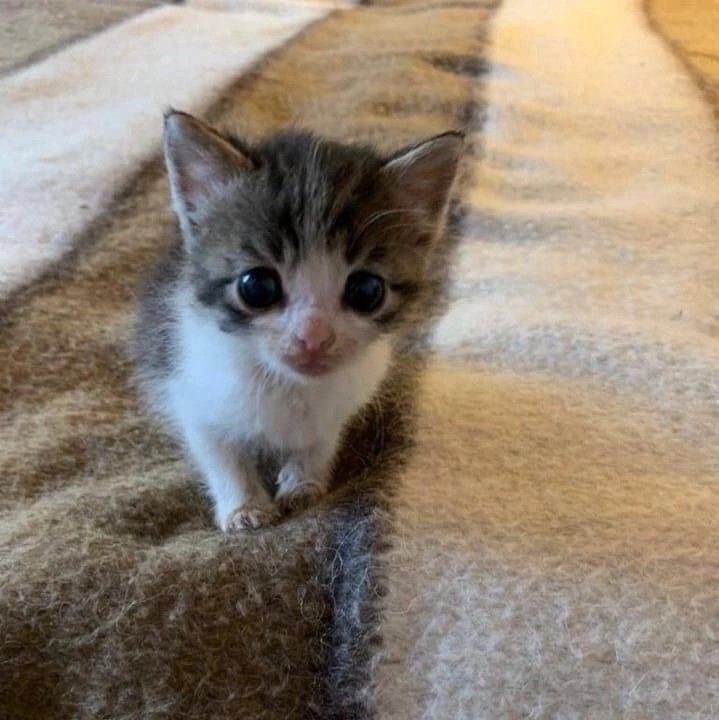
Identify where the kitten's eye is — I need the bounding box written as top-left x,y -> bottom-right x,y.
237,267 -> 282,309
344,271 -> 385,314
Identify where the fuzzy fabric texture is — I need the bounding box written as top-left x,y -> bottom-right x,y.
0,2 -> 327,298
0,0 -> 160,75
0,1 -> 493,717
375,0 -> 719,717
1,0 -> 717,718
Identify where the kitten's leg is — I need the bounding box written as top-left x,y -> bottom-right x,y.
275,436 -> 338,514
183,424 -> 278,531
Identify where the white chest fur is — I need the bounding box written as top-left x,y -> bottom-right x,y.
164,304 -> 392,452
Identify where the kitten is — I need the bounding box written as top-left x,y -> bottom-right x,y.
134,110 -> 462,532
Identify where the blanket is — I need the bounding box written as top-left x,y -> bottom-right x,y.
1,1 -> 717,718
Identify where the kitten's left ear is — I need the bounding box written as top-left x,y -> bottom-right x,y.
380,131 -> 464,227
163,109 -> 255,249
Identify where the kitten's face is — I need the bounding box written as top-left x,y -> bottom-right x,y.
225,251 -> 393,379
164,111 -> 462,381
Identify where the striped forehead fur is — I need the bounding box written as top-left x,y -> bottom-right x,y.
203,129 -> 422,268
176,125 -> 459,333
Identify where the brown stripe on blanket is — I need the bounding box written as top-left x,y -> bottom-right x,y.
0,1 -> 162,77
0,2 -> 494,719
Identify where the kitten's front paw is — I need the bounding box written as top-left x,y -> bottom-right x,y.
224,502 -> 280,532
275,468 -> 326,514
276,481 -> 326,514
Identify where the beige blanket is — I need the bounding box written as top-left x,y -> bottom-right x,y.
1,1 -> 716,718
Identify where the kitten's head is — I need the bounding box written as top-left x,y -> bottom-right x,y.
164,110 -> 462,382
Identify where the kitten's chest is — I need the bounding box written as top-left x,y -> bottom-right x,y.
171,322 -> 390,450
179,363 -> 365,449
249,379 -> 342,448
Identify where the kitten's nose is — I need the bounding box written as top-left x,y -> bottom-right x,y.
294,316 -> 336,356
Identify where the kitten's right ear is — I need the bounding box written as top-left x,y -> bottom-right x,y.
163,110 -> 254,248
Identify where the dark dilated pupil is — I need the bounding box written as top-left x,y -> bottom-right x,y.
344,271 -> 385,313
238,268 -> 282,309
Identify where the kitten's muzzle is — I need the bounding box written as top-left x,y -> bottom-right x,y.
282,348 -> 336,376
283,317 -> 337,376
283,356 -> 335,377
293,316 -> 336,356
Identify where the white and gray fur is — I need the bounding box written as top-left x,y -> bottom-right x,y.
134,110 -> 462,531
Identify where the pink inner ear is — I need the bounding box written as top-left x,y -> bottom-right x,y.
164,112 -> 253,210
382,133 -> 463,219
176,145 -> 232,202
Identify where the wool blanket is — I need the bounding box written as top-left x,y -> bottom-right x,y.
1,1 -> 717,718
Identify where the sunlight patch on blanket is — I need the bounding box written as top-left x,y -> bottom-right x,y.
374,0 -> 719,717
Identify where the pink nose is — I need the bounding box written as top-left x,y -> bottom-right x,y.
294,316 -> 336,356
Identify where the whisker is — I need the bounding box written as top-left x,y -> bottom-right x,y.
354,207 -> 417,240
374,221 -> 435,238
